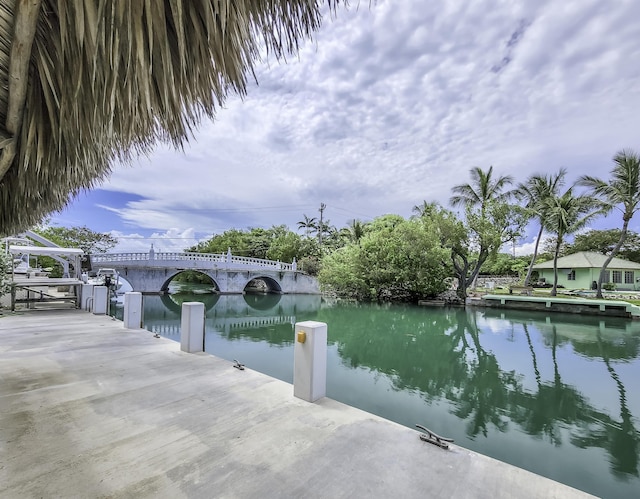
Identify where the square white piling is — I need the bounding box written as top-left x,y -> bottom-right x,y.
181,302 -> 205,353
293,321 -> 327,402
92,286 -> 108,315
123,292 -> 143,329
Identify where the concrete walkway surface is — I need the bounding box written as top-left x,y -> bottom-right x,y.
0,309 -> 594,498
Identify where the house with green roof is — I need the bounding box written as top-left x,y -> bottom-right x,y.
532,251 -> 640,291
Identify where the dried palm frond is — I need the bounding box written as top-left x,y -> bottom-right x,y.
0,0 -> 338,235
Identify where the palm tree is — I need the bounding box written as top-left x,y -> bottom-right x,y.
542,188 -> 599,296
411,200 -> 436,219
449,166 -> 515,293
514,169 -> 567,286
579,149 -> 640,298
316,220 -> 335,245
346,219 -> 366,244
450,166 -> 514,216
297,215 -> 317,238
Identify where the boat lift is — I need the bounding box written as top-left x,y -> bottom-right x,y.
7,245 -> 84,310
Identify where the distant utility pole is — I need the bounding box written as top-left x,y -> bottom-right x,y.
318,203 -> 326,247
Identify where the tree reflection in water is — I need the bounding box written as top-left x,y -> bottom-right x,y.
570,331 -> 639,478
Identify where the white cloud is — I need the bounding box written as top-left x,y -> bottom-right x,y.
110,228 -> 204,254
57,0 -> 640,235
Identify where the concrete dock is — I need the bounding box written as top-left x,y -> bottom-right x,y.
1,309 -> 593,498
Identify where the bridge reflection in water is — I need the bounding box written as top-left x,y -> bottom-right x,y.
140,293 -> 321,340
114,296 -> 640,499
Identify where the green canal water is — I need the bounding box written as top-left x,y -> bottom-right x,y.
114,290 -> 640,498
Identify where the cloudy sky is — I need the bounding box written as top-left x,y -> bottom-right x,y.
51,0 -> 640,254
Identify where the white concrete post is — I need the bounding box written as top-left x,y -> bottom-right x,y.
92,286 -> 108,315
293,321 -> 327,402
80,284 -> 94,311
123,292 -> 143,329
181,302 -> 205,353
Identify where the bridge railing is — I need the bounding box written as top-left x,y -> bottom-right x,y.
92,252 -> 294,271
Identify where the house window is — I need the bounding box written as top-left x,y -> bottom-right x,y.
613,270 -> 622,284
567,270 -> 576,281
625,271 -> 634,284
603,271 -> 610,283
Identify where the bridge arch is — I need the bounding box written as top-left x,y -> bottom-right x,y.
244,275 -> 283,294
160,270 -> 220,294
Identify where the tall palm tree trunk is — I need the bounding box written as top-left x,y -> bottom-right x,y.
524,225 -> 544,286
551,237 -> 562,296
596,218 -> 630,298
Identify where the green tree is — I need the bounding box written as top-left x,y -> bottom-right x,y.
297,238 -> 322,275
315,219 -> 337,249
411,200 -> 434,218
480,253 -> 531,277
0,249 -> 12,308
266,231 -> 302,263
541,237 -> 571,259
579,149 -> 640,298
319,244 -> 368,299
247,227 -> 276,259
515,169 -> 567,286
34,225 -> 117,254
297,215 -> 317,238
450,165 -> 514,217
448,167 -> 522,298
345,219 -> 367,245
319,215 -> 450,301
189,229 -> 249,255
32,225 -> 118,275
542,188 -> 599,296
569,229 -> 640,261
441,202 -> 525,300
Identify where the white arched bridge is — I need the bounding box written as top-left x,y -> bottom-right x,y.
90,249 -> 319,294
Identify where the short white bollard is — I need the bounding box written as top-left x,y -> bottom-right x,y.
80,284 -> 94,311
92,286 -> 108,315
293,321 -> 327,402
181,302 -> 205,353
123,292 -> 143,329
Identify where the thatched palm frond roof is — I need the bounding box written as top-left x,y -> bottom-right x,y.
0,0 -> 337,235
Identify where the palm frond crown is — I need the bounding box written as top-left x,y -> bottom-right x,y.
450,166 -> 514,212
578,149 -> 640,222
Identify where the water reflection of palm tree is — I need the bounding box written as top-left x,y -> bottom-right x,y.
515,324 -> 588,446
521,323 -> 560,444
450,311 -> 515,438
571,332 -> 639,477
